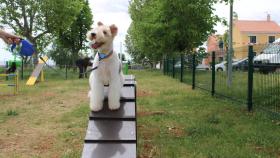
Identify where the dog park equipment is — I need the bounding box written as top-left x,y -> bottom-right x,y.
123,61 -> 129,75
7,60 -> 22,67
82,75 -> 137,158
9,38 -> 35,80
11,39 -> 35,57
0,72 -> 19,95
26,56 -> 48,86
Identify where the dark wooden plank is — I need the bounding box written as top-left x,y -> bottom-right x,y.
84,120 -> 136,143
90,102 -> 135,120
104,86 -> 135,102
123,80 -> 136,87
104,80 -> 136,87
82,143 -> 136,158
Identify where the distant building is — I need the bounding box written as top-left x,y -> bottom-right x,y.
233,14 -> 280,59
206,34 -> 225,64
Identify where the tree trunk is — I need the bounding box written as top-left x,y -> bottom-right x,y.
149,62 -> 153,69
28,38 -> 38,65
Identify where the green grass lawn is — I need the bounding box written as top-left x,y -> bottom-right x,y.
0,70 -> 280,158
136,70 -> 280,158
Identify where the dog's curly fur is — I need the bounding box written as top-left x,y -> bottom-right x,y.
87,22 -> 124,112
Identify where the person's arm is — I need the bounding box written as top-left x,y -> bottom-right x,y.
0,29 -> 20,44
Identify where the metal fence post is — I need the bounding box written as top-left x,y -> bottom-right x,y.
164,58 -> 166,75
172,57 -> 175,78
163,59 -> 165,75
166,58 -> 169,76
65,65 -> 68,80
248,45 -> 254,112
192,54 -> 196,89
211,51 -> 216,96
180,54 -> 184,82
21,59 -> 24,80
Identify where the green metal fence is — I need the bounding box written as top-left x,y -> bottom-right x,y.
252,43 -> 280,117
0,64 -> 87,81
163,45 -> 280,119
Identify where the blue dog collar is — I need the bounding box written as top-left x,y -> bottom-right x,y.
98,50 -> 113,61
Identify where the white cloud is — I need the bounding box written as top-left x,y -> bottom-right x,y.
0,40 -> 20,66
214,0 -> 280,34
89,0 -> 132,59
1,0 -> 279,62
92,0 -> 129,14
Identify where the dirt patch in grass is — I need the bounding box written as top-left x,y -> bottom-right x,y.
138,143 -> 159,158
32,135 -> 55,153
137,89 -> 155,97
1,130 -> 40,155
0,138 -> 8,150
253,145 -> 280,157
137,126 -> 161,158
138,111 -> 166,117
167,126 -> 185,138
138,126 -> 160,140
0,80 -> 89,157
0,117 -> 58,156
0,94 -> 15,99
44,92 -> 57,97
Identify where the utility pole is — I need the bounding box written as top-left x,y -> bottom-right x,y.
120,42 -> 122,61
227,0 -> 233,86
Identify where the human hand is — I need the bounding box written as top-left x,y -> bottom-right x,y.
0,29 -> 21,44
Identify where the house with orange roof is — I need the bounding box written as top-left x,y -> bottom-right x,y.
233,14 -> 280,59
206,34 -> 225,64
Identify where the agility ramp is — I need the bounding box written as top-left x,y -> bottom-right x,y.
82,75 -> 137,158
26,56 -> 48,86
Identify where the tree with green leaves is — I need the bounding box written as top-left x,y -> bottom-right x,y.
127,0 -> 230,64
125,29 -> 144,63
50,0 -> 93,66
0,0 -> 83,56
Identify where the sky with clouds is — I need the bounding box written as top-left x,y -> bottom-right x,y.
215,0 -> 280,34
88,0 -> 131,58
1,0 -> 280,63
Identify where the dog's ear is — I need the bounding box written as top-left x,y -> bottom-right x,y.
97,21 -> 104,26
110,24 -> 118,36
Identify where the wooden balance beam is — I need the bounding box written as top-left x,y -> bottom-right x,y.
82,75 -> 137,158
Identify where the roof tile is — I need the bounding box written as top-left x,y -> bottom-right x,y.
234,20 -> 280,33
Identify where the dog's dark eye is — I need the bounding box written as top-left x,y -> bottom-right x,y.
103,31 -> 107,35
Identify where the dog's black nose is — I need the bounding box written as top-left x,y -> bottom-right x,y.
91,32 -> 96,37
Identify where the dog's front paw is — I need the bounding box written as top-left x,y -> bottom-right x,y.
108,102 -> 120,111
90,104 -> 103,112
88,90 -> 91,98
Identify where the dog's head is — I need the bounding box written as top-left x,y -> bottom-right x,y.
87,21 -> 118,51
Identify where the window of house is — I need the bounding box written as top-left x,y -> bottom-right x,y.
268,36 -> 275,43
249,36 -> 256,43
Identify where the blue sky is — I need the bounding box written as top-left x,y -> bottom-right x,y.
1,0 -> 280,63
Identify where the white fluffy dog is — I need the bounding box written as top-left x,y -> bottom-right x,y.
87,22 -> 124,112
